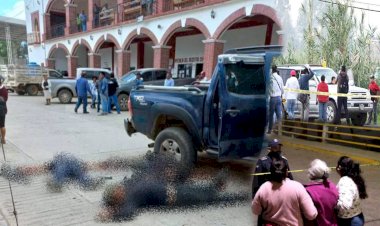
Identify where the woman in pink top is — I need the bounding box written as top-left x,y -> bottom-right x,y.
252,158 -> 317,226
304,159 -> 339,226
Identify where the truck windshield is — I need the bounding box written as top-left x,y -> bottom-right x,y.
225,63 -> 265,95
313,68 -> 337,84
121,72 -> 137,83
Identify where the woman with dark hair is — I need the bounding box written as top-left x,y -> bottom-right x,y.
336,156 -> 367,226
304,159 -> 339,226
252,158 -> 317,226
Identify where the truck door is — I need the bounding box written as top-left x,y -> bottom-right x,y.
217,59 -> 267,159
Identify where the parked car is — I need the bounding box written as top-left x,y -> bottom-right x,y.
125,46 -> 282,167
116,68 -> 195,111
2,64 -> 61,96
50,68 -> 112,104
277,65 -> 372,126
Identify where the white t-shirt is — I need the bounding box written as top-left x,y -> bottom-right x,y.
270,73 -> 284,97
285,76 -> 300,100
337,176 -> 362,218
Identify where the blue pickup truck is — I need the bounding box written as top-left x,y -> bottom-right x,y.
125,46 -> 282,166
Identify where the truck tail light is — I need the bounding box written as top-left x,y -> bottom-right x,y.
128,96 -> 133,116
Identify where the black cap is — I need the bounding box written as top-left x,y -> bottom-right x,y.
370,75 -> 375,79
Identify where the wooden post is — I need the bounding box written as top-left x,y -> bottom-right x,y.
322,124 -> 327,143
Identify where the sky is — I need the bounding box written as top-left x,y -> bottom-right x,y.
0,0 -> 25,20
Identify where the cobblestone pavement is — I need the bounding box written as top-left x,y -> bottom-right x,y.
0,94 -> 379,226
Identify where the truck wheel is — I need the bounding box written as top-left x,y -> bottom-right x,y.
26,85 -> 39,96
154,127 -> 196,167
118,94 -> 129,111
326,101 -> 337,123
351,113 -> 367,126
16,90 -> 25,95
58,89 -> 73,104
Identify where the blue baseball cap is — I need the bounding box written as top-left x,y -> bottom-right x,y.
268,139 -> 282,148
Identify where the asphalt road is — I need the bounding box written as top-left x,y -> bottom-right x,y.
0,94 -> 379,226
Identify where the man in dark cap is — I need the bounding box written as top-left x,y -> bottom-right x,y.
336,65 -> 350,124
252,138 -> 293,198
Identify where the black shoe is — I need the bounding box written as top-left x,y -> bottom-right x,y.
83,111 -> 89,114
74,108 -> 77,113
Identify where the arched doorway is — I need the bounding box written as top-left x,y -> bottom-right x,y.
94,35 -> 121,74
121,28 -> 158,76
72,39 -> 92,68
47,45 -> 70,76
160,19 -> 211,78
46,0 -> 67,39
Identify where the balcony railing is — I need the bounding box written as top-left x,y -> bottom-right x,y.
27,32 -> 40,44
163,0 -> 205,12
48,23 -> 65,39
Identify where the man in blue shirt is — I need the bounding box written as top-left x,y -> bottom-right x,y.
75,72 -> 91,114
164,73 -> 174,87
298,65 -> 314,121
99,72 -> 109,116
79,10 -> 87,32
134,72 -> 143,88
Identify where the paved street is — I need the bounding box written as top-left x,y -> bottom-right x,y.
0,94 -> 379,226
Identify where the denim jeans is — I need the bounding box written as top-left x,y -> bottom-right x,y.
368,101 -> 378,124
319,102 -> 328,122
337,96 -> 350,124
338,213 -> 364,226
100,94 -> 109,114
82,23 -> 87,32
97,92 -> 101,112
268,96 -> 282,132
286,99 -> 296,119
108,94 -> 121,113
75,96 -> 87,112
301,95 -> 310,121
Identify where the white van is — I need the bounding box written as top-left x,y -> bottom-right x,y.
76,68 -> 112,79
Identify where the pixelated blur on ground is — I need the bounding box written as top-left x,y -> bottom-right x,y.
0,94 -> 379,226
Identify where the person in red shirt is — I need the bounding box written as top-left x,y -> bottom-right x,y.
367,75 -> 380,125
317,75 -> 329,122
0,77 -> 8,144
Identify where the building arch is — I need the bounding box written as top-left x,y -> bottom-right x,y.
122,28 -> 158,50
71,39 -> 93,55
48,43 -> 70,58
213,5 -> 282,39
93,34 -> 121,53
160,19 -> 211,45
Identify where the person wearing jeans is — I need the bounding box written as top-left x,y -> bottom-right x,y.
267,65 -> 284,134
367,75 -> 379,125
317,75 -> 329,122
99,72 -> 109,116
298,65 -> 314,121
108,73 -> 121,114
284,70 -> 299,119
75,72 -> 91,114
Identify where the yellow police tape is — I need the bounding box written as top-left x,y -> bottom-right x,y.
251,163 -> 380,176
284,88 -> 379,98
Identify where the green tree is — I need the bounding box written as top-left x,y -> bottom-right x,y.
301,0 -> 319,64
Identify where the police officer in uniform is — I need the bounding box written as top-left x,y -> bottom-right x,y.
252,138 -> 293,198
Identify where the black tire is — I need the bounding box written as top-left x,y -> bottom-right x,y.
118,93 -> 129,111
58,89 -> 73,104
351,113 -> 367,126
16,90 -> 25,95
153,127 -> 196,167
26,85 -> 39,96
326,101 -> 337,123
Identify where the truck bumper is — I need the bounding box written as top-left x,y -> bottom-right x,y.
124,118 -> 137,137
347,102 -> 373,113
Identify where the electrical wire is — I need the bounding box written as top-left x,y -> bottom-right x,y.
318,0 -> 380,13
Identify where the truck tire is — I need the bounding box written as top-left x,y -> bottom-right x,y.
326,101 -> 337,123
351,113 -> 367,126
58,89 -> 73,104
154,127 -> 196,167
118,93 -> 129,111
26,85 -> 39,96
16,90 -> 25,95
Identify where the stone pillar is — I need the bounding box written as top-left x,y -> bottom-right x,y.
67,56 -> 78,78
156,0 -> 165,14
88,53 -> 101,68
42,13 -> 50,41
202,39 -> 225,79
45,58 -> 55,69
153,45 -> 171,69
88,0 -> 101,30
117,0 -> 124,23
116,50 -> 131,78
65,3 -> 77,35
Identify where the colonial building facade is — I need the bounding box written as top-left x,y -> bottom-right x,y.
25,0 -> 287,78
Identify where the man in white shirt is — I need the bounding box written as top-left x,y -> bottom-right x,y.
268,65 -> 284,134
284,70 -> 299,119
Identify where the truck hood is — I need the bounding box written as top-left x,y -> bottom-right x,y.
327,85 -> 369,93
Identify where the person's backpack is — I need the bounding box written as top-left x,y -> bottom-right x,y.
338,73 -> 349,94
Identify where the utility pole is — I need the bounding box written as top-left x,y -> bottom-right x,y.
5,25 -> 14,65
